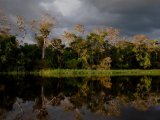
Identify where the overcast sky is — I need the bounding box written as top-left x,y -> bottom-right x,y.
0,0 -> 160,41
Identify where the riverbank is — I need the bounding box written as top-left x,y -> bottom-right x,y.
3,69 -> 160,77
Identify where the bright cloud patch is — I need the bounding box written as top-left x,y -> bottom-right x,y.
39,2 -> 51,11
54,0 -> 82,17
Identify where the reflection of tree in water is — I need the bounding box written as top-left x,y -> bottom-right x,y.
33,78 -> 50,120
135,76 -> 152,96
69,77 -> 114,115
0,75 -> 47,120
130,76 -> 160,111
1,75 -> 160,119
107,76 -> 160,113
69,76 -> 160,116
32,77 -> 113,118
0,75 -> 18,119
98,77 -> 112,89
130,93 -> 160,111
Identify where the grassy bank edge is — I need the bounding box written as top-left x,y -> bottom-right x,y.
1,69 -> 160,77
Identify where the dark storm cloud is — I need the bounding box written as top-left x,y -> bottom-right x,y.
0,0 -> 160,39
0,0 -> 42,19
84,0 -> 160,36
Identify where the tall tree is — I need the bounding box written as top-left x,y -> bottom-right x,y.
31,14 -> 55,60
16,16 -> 27,41
132,34 -> 152,69
0,10 -> 10,35
74,24 -> 85,35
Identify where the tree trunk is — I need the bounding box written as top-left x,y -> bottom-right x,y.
42,38 -> 46,60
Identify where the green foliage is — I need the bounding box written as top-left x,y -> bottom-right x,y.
0,34 -> 18,71
98,57 -> 112,70
0,26 -> 160,71
65,59 -> 79,69
133,45 -> 151,69
0,12 -> 160,71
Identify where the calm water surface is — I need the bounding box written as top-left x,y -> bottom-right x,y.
0,75 -> 160,120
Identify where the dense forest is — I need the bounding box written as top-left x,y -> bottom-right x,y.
0,13 -> 160,71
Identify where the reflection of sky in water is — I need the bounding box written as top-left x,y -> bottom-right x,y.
112,106 -> 160,120
4,98 -> 108,120
4,100 -> 160,120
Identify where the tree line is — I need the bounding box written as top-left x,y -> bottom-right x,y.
0,12 -> 160,71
